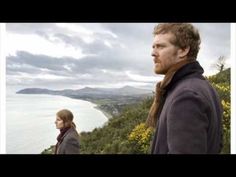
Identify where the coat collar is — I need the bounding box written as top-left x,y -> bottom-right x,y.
165,61 -> 204,91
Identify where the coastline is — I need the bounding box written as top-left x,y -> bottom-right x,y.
52,94 -> 114,120
93,105 -> 112,119
58,95 -> 113,120
15,91 -> 112,121
8,92 -> 109,154
40,95 -> 112,154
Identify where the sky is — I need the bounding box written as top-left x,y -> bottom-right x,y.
5,23 -> 230,91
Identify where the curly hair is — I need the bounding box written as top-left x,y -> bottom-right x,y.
153,23 -> 201,61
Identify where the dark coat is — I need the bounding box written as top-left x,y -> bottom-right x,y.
151,62 -> 223,154
56,127 -> 80,154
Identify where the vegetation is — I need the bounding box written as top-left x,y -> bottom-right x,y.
42,145 -> 55,154
212,56 -> 227,73
79,97 -> 154,154
42,68 -> 230,154
207,68 -> 230,153
79,68 -> 230,154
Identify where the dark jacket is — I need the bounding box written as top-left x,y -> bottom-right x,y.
151,61 -> 223,154
56,127 -> 80,154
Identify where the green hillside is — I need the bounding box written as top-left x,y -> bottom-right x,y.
79,97 -> 154,154
79,68 -> 230,154
207,68 -> 230,153
42,68 -> 230,154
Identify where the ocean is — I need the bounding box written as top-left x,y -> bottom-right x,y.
6,92 -> 108,154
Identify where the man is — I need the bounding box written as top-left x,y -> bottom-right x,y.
146,23 -> 223,154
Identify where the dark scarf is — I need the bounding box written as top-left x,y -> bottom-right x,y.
54,127 -> 71,154
57,127 -> 71,142
146,60 -> 204,128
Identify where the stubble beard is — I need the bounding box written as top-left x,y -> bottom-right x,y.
154,63 -> 166,75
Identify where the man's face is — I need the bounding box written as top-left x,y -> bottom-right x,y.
152,33 -> 182,75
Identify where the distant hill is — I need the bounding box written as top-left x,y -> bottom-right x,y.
42,68 -> 230,154
17,86 -> 152,96
77,68 -> 231,154
17,86 -> 153,119
42,96 -> 154,154
116,86 -> 152,95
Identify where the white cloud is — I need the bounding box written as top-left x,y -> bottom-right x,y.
6,23 -> 230,90
104,40 -> 112,48
6,32 -> 85,59
126,71 -> 162,82
10,72 -> 71,80
55,23 -> 95,43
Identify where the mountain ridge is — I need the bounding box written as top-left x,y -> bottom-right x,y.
17,85 -> 153,96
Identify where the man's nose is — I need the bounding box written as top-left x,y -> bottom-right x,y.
151,52 -> 155,57
151,49 -> 157,57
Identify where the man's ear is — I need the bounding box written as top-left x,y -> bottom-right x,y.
178,46 -> 190,59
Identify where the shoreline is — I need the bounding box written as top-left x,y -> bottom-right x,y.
62,95 -> 113,120
9,92 -> 110,154
56,95 -> 114,120
15,92 -> 113,121
93,106 -> 112,120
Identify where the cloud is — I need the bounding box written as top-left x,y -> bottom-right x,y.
6,51 -> 155,89
6,23 -> 230,89
194,23 -> 230,75
6,23 -> 56,34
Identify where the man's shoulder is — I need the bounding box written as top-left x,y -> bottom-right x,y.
173,77 -> 209,92
167,77 -> 219,104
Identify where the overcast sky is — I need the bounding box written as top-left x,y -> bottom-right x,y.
6,23 -> 230,91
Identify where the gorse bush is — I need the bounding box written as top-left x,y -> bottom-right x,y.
43,69 -> 230,154
79,68 -> 230,154
123,69 -> 230,154
79,97 -> 153,154
128,123 -> 154,153
207,68 -> 230,153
